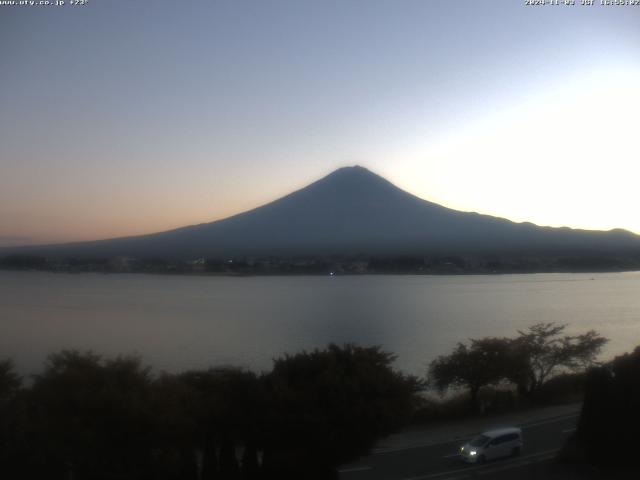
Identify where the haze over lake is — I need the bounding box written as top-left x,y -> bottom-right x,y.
2,271 -> 639,376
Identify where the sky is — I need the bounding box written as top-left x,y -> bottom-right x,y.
1,0 -> 639,246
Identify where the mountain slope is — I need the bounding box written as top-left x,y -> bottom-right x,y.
3,166 -> 640,259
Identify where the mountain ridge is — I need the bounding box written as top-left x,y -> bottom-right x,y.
2,166 -> 639,259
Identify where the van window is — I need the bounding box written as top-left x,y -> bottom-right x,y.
470,435 -> 490,447
491,434 -> 516,445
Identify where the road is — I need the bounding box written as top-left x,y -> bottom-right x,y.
339,411 -> 578,480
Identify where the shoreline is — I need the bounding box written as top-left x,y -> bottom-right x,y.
1,267 -> 639,277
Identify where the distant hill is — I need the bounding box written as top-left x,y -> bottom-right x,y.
3,166 -> 640,259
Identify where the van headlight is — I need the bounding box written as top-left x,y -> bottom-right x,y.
469,450 -> 477,456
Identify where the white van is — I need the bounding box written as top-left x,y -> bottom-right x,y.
459,427 -> 523,464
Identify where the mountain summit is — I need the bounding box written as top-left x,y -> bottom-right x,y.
4,166 -> 639,259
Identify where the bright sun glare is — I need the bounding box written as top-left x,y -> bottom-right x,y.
412,66 -> 640,234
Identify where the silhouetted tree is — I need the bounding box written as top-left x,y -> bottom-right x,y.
575,346 -> 640,467
508,323 -> 607,398
0,360 -> 20,400
27,350 -> 154,480
0,345 -> 427,479
146,373 -> 201,480
429,325 -> 608,409
0,360 -> 22,477
262,344 -> 422,479
179,367 -> 265,479
428,337 -> 512,412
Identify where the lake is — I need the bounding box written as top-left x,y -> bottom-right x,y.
1,271 -> 639,376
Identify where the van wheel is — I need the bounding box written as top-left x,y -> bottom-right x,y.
512,447 -> 521,457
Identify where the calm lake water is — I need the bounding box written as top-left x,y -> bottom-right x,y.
1,271 -> 639,376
